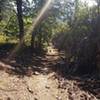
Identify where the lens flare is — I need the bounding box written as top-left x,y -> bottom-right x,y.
29,0 -> 52,33
7,0 -> 52,61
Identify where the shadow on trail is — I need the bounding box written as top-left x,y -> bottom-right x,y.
0,43 -> 48,76
0,43 -> 65,76
0,43 -> 66,76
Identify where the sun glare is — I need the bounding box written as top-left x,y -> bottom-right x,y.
7,0 -> 96,60
7,0 -> 52,60
81,0 -> 97,7
28,0 -> 52,33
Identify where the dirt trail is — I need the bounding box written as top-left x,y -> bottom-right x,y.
0,46 -> 99,100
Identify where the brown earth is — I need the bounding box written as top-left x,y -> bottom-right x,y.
0,46 -> 100,100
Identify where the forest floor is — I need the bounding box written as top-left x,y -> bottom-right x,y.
0,44 -> 100,100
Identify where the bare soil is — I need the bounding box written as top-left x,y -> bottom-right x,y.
0,45 -> 100,100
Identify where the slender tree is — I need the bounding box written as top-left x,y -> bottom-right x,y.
96,0 -> 100,15
16,0 -> 24,42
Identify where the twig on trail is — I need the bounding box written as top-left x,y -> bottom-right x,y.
27,87 -> 34,94
0,61 -> 15,70
22,80 -> 34,94
0,87 -> 17,92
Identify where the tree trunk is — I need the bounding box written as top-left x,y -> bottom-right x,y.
16,0 -> 24,42
97,0 -> 100,15
0,8 -> 2,21
31,31 -> 36,51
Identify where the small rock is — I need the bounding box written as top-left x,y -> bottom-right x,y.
56,96 -> 62,100
34,71 -> 39,75
27,67 -> 33,76
45,85 -> 50,89
7,97 -> 11,100
34,97 -> 38,100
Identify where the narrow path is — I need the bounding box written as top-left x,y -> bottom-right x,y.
0,46 -> 99,100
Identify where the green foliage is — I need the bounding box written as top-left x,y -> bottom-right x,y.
0,0 -> 99,65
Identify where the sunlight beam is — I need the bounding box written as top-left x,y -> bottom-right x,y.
7,0 -> 53,61
29,0 -> 52,33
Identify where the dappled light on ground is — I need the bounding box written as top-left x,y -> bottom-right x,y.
0,70 -> 98,100
0,45 -> 99,100
1,0 -> 100,99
